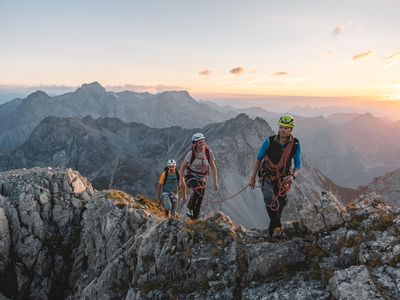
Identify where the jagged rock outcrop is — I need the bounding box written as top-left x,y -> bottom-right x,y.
0,168 -> 93,299
0,168 -> 399,299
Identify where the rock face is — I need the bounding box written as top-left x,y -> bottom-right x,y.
360,168 -> 400,208
0,114 -> 358,228
0,168 -> 94,299
0,168 -> 399,299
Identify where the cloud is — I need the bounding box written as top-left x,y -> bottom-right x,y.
274,71 -> 288,76
106,84 -> 186,93
198,69 -> 212,76
333,26 -> 345,36
352,50 -> 373,60
385,51 -> 400,65
230,67 -> 245,75
333,20 -> 352,36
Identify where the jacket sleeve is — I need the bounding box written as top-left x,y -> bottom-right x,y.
293,143 -> 302,170
256,138 -> 270,161
158,171 -> 166,184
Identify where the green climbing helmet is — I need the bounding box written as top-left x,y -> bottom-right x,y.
278,114 -> 295,128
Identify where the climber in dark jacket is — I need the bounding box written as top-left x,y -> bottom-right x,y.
249,114 -> 301,240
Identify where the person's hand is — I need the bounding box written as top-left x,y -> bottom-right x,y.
214,181 -> 219,191
283,174 -> 294,184
249,176 -> 256,189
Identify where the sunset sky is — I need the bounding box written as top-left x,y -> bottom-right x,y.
1,0 -> 400,109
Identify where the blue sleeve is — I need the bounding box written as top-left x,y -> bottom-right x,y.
256,138 -> 270,161
293,143 -> 302,170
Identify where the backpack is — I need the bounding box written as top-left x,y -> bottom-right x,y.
187,145 -> 211,175
163,167 -> 180,185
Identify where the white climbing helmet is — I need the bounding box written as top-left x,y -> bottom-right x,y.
167,159 -> 176,167
192,132 -> 205,143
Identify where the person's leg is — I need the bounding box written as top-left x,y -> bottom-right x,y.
161,192 -> 172,211
186,175 -> 201,216
276,196 -> 287,228
170,193 -> 178,217
192,185 -> 205,219
186,175 -> 196,209
161,192 -> 172,217
266,207 -> 278,236
262,180 -> 278,237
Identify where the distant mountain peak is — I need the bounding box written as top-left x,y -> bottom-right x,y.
26,90 -> 50,100
76,82 -> 107,95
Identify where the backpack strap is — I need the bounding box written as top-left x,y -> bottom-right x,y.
162,168 -> 168,185
163,168 -> 180,185
188,146 -> 211,175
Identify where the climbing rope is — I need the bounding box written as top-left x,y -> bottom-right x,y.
184,176 -> 292,207
255,178 -> 292,212
185,176 -> 250,204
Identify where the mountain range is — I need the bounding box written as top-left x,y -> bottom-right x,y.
295,113 -> 400,187
1,82 -> 400,192
0,82 -> 236,152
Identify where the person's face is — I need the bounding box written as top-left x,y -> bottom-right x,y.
196,139 -> 206,150
168,165 -> 176,171
278,126 -> 292,137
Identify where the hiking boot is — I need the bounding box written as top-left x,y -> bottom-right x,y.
272,226 -> 283,237
186,209 -> 193,218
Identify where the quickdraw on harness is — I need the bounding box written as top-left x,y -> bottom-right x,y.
258,136 -> 296,211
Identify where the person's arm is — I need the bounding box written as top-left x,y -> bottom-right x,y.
210,159 -> 219,191
179,160 -> 188,186
249,160 -> 261,189
292,143 -> 301,179
250,138 -> 270,188
156,183 -> 162,205
157,172 -> 165,205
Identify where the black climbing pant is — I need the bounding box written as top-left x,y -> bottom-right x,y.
185,174 -> 206,219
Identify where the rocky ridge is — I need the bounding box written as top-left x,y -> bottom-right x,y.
0,168 -> 399,299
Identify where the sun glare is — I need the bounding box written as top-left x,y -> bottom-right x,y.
382,85 -> 400,101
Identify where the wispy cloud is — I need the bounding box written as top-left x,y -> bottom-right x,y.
385,51 -> 400,65
352,50 -> 373,60
198,69 -> 212,76
230,67 -> 245,75
333,20 -> 352,36
274,71 -> 288,76
106,84 -> 186,93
